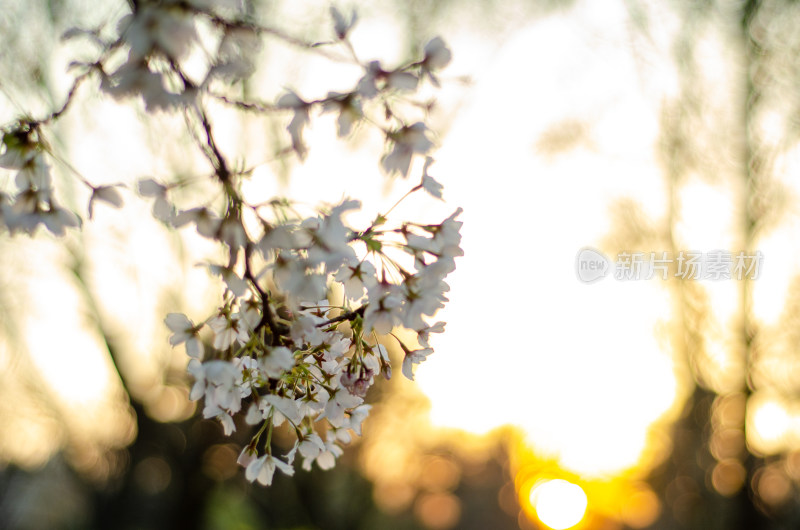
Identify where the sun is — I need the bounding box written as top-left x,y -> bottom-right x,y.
530,479 -> 588,530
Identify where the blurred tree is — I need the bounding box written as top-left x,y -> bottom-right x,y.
604,0 -> 800,527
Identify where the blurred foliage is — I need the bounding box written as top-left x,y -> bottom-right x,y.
602,0 -> 800,528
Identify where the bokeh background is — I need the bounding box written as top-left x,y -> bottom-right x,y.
3,0 -> 800,528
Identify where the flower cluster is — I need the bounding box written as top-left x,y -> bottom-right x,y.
100,0 -> 261,110
0,123 -> 127,236
0,0 -> 460,485
0,126 -> 81,236
166,185 -> 462,483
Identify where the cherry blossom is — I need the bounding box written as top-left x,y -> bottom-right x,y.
381,122 -> 435,177
402,348 -> 434,381
0,0 -> 461,486
245,454 -> 295,486
165,313 -> 204,359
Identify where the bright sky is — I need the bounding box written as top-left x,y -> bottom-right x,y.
414,2 -> 680,478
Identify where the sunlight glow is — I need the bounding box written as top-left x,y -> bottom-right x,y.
17,243 -> 116,406
754,402 -> 790,442
749,395 -> 793,454
531,479 -> 588,530
415,3 -> 679,479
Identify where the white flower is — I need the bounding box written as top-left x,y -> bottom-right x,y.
356,61 -> 382,99
421,36 -> 452,86
324,335 -> 352,361
211,408 -> 236,435
245,401 -> 264,425
343,404 -> 371,436
277,91 -> 310,159
260,346 -> 294,378
290,314 -> 326,347
423,36 -> 452,70
335,259 -> 377,301
120,5 -> 197,60
321,387 -> 363,428
322,92 -> 362,137
187,360 -> 206,401
420,157 -> 444,199
245,454 -> 294,486
137,178 -> 166,197
260,224 -> 302,251
42,204 -> 81,236
263,394 -> 303,425
88,185 -> 124,219
15,153 -> 52,193
233,356 -> 259,397
137,178 -> 173,221
202,402 -> 237,435
332,427 -> 352,444
434,208 -> 464,258
307,204 -> 358,269
298,433 -> 327,471
208,314 -> 249,350
207,265 -> 249,297
237,446 -> 257,469
297,390 -> 326,418
203,360 -> 239,406
189,360 -> 241,426
210,27 -> 261,81
406,208 -> 463,259
417,321 -> 445,348
299,433 -> 325,457
401,283 -> 445,330
387,71 -> 419,91
363,283 -> 403,335
361,352 -> 380,375
273,253 -> 327,304
103,61 -> 186,112
315,439 -> 343,470
402,348 -> 433,381
235,300 -> 261,332
165,312 -> 204,359
339,364 -> 374,398
219,217 -> 247,251
374,344 -> 390,363
381,122 -> 434,177
174,207 -> 221,239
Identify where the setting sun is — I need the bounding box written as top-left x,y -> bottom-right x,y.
531,479 -> 588,530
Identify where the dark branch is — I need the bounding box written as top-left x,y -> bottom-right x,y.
244,243 -> 286,344
317,305 -> 366,328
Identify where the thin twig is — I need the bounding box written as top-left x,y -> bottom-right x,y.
317,305 -> 367,328
244,243 -> 285,344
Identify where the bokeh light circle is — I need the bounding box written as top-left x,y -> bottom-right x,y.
530,479 -> 588,530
